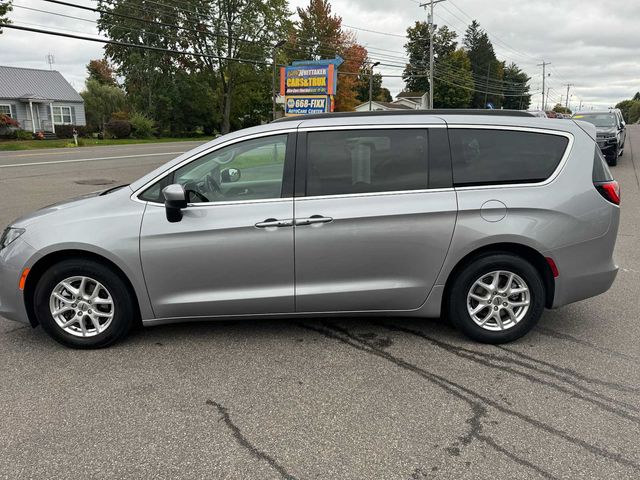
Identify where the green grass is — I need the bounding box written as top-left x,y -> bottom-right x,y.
0,136 -> 216,152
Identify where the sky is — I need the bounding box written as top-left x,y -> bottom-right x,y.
1,0 -> 639,111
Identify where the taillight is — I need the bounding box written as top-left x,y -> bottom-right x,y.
595,180 -> 620,205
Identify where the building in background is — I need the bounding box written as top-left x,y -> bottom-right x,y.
354,91 -> 428,112
0,65 -> 86,136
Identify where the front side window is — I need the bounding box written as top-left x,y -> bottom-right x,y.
306,129 -> 429,196
53,106 -> 72,125
0,104 -> 11,117
139,134 -> 288,204
449,129 -> 569,187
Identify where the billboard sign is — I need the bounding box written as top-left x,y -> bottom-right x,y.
284,95 -> 333,116
281,65 -> 335,96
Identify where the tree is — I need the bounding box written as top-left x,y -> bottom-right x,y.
81,79 -> 127,133
292,0 -> 342,60
552,103 -> 571,115
87,59 -> 116,86
463,20 -> 503,108
501,62 -> 531,110
403,23 -> 457,93
98,0 -> 291,134
433,49 -> 473,108
633,92 -> 640,101
615,99 -> 638,123
0,1 -> 11,35
290,1 -> 368,112
355,72 -> 390,104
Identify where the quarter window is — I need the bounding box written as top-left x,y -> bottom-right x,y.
306,129 -> 429,196
0,104 -> 11,117
52,106 -> 72,125
449,129 -> 569,187
139,134 -> 288,204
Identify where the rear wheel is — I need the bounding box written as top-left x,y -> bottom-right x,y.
447,253 -> 545,344
34,259 -> 135,348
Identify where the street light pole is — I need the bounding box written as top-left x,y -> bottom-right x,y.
369,61 -> 380,111
420,0 -> 446,110
272,40 -> 286,122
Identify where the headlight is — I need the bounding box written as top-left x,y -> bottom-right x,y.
0,227 -> 25,250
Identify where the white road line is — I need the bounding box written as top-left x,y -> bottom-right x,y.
0,151 -> 185,169
2,141 -> 203,158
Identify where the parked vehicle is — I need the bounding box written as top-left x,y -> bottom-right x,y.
527,110 -> 548,118
0,110 -> 620,348
572,110 -> 626,166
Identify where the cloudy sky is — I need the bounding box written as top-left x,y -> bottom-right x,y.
1,0 -> 639,110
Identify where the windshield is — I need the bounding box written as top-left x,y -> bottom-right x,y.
574,113 -> 616,128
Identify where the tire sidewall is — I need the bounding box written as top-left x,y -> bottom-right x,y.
448,253 -> 545,344
34,259 -> 134,349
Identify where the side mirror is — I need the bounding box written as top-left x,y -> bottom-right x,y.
162,184 -> 187,223
221,168 -> 241,183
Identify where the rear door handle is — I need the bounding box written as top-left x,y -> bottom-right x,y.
255,218 -> 293,228
296,215 -> 333,226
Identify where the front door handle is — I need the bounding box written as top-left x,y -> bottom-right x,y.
255,218 -> 294,228
296,215 -> 333,226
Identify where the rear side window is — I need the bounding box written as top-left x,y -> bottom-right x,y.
306,129 -> 429,196
449,129 -> 569,187
593,146 -> 613,182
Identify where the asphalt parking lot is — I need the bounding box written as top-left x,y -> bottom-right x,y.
1,131 -> 639,479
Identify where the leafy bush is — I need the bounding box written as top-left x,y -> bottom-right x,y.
15,129 -> 32,140
129,112 -> 156,138
0,113 -> 19,128
55,125 -> 87,139
105,119 -> 132,139
110,110 -> 129,121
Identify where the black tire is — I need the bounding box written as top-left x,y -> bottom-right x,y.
34,259 -> 135,348
608,147 -> 618,166
447,253 -> 545,344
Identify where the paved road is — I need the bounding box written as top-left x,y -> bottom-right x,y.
1,133 -> 639,479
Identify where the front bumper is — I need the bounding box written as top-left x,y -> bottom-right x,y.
0,238 -> 37,325
597,141 -> 618,158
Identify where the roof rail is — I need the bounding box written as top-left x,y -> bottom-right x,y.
272,109 -> 535,123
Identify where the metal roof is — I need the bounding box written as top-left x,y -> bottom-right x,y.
0,65 -> 83,102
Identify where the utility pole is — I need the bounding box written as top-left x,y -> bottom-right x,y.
537,61 -> 551,111
368,61 -> 381,111
565,83 -> 573,110
546,87 -> 550,111
483,63 -> 491,108
420,0 -> 446,109
272,40 -> 286,122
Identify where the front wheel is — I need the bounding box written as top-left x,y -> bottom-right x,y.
34,259 -> 135,348
447,253 -> 545,344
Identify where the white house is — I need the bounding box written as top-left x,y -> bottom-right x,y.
354,91 -> 429,112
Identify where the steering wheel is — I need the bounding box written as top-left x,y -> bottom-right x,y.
204,174 -> 222,195
182,180 -> 209,203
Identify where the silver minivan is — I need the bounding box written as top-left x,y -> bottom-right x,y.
0,111 -> 620,348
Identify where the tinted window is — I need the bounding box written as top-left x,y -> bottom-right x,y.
140,135 -> 288,203
593,146 -> 613,182
306,129 -> 429,196
449,129 -> 569,187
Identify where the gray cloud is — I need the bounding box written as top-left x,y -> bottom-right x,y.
1,0 -> 637,109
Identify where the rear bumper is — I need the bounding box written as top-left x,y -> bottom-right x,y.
549,208 -> 619,308
0,239 -> 36,325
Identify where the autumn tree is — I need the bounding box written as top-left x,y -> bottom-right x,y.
87,59 -> 117,86
291,0 -> 369,112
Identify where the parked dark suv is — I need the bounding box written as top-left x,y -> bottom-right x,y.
573,110 -> 626,166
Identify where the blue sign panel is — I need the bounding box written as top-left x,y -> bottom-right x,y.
285,95 -> 332,116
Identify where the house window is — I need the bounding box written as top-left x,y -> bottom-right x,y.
0,104 -> 12,117
53,106 -> 72,125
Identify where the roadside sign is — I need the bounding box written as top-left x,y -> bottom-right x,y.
284,95 -> 333,116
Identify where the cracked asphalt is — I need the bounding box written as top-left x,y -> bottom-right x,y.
1,131 -> 639,479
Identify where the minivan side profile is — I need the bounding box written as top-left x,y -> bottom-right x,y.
0,111 -> 620,348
